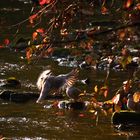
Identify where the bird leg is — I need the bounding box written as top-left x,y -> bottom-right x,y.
36,82 -> 50,103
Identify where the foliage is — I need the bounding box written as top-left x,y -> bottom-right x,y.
0,0 -> 139,63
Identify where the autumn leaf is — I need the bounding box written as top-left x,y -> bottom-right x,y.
26,48 -> 32,61
79,113 -> 85,117
0,45 -> 4,49
103,89 -> 108,98
36,28 -> 44,34
101,6 -> 108,15
120,55 -> 132,68
135,3 -> 140,10
89,109 -> 95,113
3,38 -> 10,46
133,92 -> 140,103
32,32 -> 38,40
119,31 -> 126,40
79,93 -> 85,96
94,85 -> 98,93
100,86 -> 109,98
39,0 -> 52,6
124,0 -> 134,9
29,14 -> 38,24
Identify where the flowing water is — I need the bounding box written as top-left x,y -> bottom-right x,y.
0,0 -> 140,139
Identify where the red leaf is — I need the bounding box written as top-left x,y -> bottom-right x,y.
29,14 -> 38,24
79,113 -> 85,117
39,0 -> 52,5
3,38 -> 10,45
0,45 -> 4,48
36,28 -> 44,34
39,0 -> 46,5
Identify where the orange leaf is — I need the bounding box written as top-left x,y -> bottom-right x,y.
26,48 -> 32,61
32,32 -> 38,40
119,31 -> 126,40
135,3 -> 140,10
101,6 -> 108,14
133,92 -> 140,103
124,0 -> 134,9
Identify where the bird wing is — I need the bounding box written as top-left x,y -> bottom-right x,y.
57,68 -> 79,90
64,68 -> 79,87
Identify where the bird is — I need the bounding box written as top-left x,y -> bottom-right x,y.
66,86 -> 82,101
36,68 -> 79,103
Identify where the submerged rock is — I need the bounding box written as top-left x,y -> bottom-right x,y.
0,90 -> 64,103
0,77 -> 21,88
0,90 -> 14,100
57,100 -> 87,110
111,111 -> 140,126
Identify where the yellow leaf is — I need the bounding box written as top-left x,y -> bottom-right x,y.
127,56 -> 132,64
89,109 -> 95,113
133,92 -> 140,103
94,85 -> 98,93
104,100 -> 113,104
7,77 -> 16,80
79,93 -> 85,96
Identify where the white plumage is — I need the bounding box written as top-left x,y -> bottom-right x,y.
36,69 -> 79,103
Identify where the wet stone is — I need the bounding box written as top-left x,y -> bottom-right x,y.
0,90 -> 14,100
0,90 -> 65,103
112,111 -> 140,126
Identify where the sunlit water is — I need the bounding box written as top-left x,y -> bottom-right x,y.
0,0 -> 140,139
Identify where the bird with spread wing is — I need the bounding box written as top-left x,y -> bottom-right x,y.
36,68 -> 79,103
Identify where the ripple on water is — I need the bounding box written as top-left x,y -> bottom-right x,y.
0,117 -> 30,123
